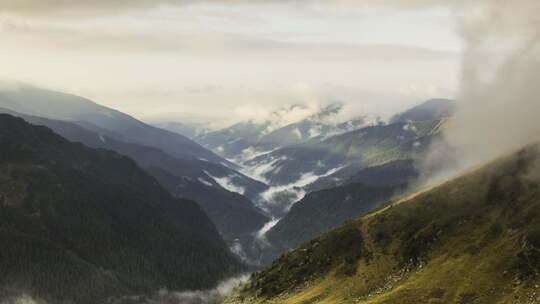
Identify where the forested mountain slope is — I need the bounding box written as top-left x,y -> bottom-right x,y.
0,114 -> 241,304
0,108 -> 269,246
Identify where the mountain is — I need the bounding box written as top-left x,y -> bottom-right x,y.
153,121 -> 208,139
0,114 -> 242,304
257,160 -> 417,264
147,167 -> 269,242
0,85 -> 272,244
0,84 -> 235,167
390,98 -> 455,124
196,104 -> 377,164
247,119 -> 446,216
0,108 -> 269,247
247,119 -> 442,186
196,120 -> 275,163
224,144 -> 540,304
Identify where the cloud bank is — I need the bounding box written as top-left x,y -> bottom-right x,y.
0,0 -> 457,16
421,0 -> 540,183
0,0 -> 459,124
0,0 -> 478,17
142,274 -> 250,304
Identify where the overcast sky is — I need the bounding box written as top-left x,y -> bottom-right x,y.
0,0 -> 462,125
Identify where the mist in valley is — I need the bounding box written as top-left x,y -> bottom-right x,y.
0,0 -> 539,304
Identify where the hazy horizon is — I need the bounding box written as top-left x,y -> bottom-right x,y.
0,0 -> 461,125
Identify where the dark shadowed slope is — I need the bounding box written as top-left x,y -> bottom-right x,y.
0,114 -> 242,304
225,144 -> 540,304
264,160 -> 417,254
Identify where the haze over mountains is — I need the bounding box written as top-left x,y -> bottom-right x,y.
195,103 -> 381,164
189,98 -> 456,265
1,77 -> 538,304
179,100 -> 450,213
1,0 -> 538,303
0,82 -> 456,269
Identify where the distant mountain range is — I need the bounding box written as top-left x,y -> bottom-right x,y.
390,98 -> 454,124
193,99 -> 454,217
3,78 -> 536,304
196,103 -> 380,165
0,83 -> 459,275
0,114 -> 241,304
191,98 -> 456,265
0,84 -> 234,167
153,121 -> 210,139
244,118 -> 447,216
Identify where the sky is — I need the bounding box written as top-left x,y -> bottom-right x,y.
0,0 -> 462,125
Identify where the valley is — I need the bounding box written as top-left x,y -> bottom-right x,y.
0,87 -> 456,271
0,85 -> 538,304
1,0 -> 538,303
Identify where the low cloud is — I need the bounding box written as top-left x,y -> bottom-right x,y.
0,0 -> 460,16
0,0 -> 459,124
139,274 -> 250,304
420,0 -> 540,183
0,275 -> 250,304
0,294 -> 44,304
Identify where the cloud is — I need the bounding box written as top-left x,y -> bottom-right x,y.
145,274 -> 250,304
449,0 -> 540,161
419,0 -> 540,183
0,0 -> 465,17
2,16 -> 457,59
0,294 -> 44,304
0,0 -> 460,124
0,0 -> 174,15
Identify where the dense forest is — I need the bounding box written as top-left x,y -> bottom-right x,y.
0,114 -> 242,303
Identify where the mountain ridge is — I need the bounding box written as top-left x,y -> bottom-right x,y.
0,85 -> 236,167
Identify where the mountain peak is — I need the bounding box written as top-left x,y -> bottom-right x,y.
391,98 -> 455,124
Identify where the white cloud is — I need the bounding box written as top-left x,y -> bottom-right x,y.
255,218 -> 281,244
256,165 -> 346,213
0,1 -> 460,124
151,274 -> 250,304
204,171 -> 246,195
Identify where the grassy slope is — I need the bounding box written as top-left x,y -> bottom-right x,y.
225,145 -> 540,304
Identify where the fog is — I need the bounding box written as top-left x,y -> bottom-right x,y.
420,0 -> 540,183
0,275 -> 250,304
141,275 -> 250,304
